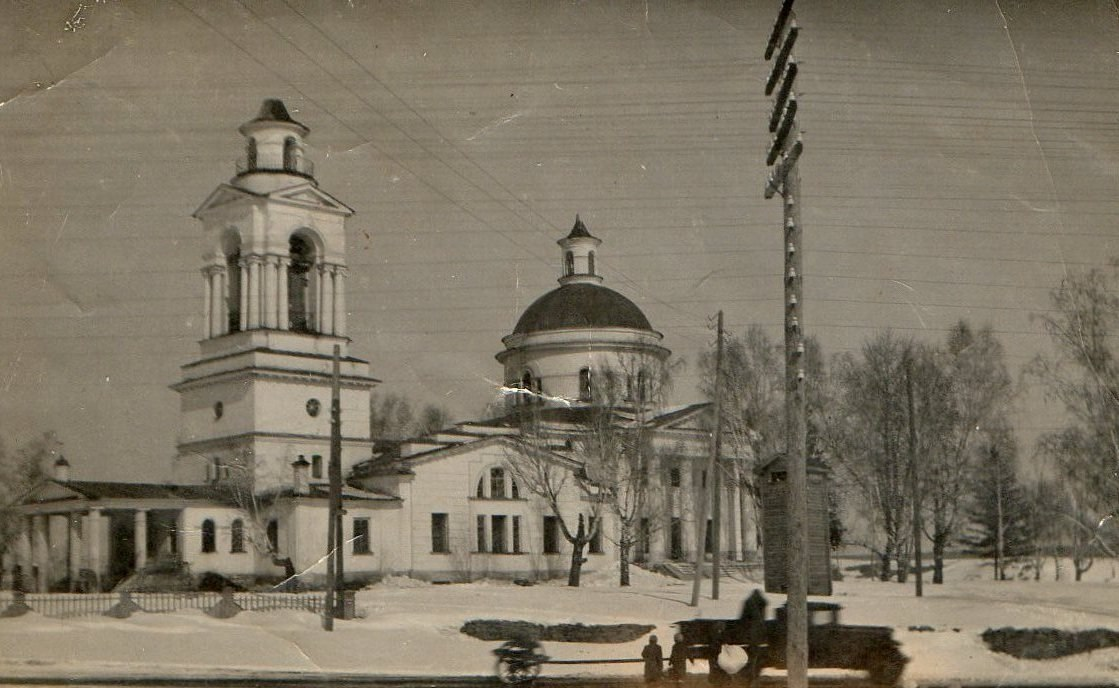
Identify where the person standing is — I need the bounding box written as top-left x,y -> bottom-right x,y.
643,635 -> 665,683
669,632 -> 689,684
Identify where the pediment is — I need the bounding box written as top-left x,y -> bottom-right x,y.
192,185 -> 255,217
653,404 -> 713,431
271,185 -> 354,215
18,481 -> 84,505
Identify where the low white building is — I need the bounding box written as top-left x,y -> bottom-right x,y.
3,101 -> 750,592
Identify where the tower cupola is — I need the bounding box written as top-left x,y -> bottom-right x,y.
234,99 -> 314,194
557,215 -> 603,286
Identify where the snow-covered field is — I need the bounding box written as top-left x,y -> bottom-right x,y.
0,559 -> 1117,685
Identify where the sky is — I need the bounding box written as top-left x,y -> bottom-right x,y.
1,0 -> 1117,482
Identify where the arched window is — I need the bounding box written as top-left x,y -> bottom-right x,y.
511,477 -> 520,499
283,137 -> 298,171
579,367 -> 592,401
245,139 -> 257,171
224,230 -> 242,333
230,519 -> 245,553
476,476 -> 485,498
564,251 -> 574,276
201,519 -> 216,553
288,234 -> 316,332
266,519 -> 279,553
636,370 -> 648,403
521,371 -> 535,405
588,251 -> 595,275
490,467 -> 506,498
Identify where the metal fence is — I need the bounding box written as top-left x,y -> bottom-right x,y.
0,591 -> 326,619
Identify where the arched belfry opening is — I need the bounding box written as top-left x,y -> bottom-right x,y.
223,231 -> 242,333
288,233 -> 317,333
283,137 -> 298,172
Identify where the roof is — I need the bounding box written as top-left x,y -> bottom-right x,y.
566,214 -> 595,240
18,480 -> 239,506
253,99 -> 300,125
513,283 -> 653,334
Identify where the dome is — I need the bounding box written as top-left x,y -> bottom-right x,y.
513,283 -> 654,335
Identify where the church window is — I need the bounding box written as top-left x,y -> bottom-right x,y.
491,515 -> 507,553
201,519 -> 216,553
543,516 -> 559,554
669,467 -> 681,487
352,518 -> 371,554
283,136 -> 298,172
490,467 -> 506,498
510,477 -> 519,499
476,476 -> 485,498
588,251 -> 595,275
431,513 -> 449,553
670,518 -> 683,560
512,516 -> 522,553
230,519 -> 245,553
636,371 -> 648,403
476,515 -> 487,552
288,234 -> 316,332
226,252 -> 241,333
588,516 -> 603,554
245,139 -> 257,171
267,519 -> 279,553
311,454 -> 323,479
579,367 -> 592,401
564,251 -> 574,276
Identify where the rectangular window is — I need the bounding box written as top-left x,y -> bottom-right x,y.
669,467 -> 681,487
353,518 -> 371,554
311,454 -> 323,479
476,515 -> 487,553
490,467 -> 506,499
492,515 -> 507,554
588,515 -> 604,554
431,513 -> 449,553
670,518 -> 683,560
637,517 -> 650,562
543,515 -> 559,554
512,516 -> 521,553
704,518 -> 713,554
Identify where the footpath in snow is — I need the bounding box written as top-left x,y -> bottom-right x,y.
0,560 -> 1117,685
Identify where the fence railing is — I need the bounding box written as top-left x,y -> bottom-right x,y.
0,591 -> 327,619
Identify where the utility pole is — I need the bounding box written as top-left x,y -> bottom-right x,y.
905,352 -> 923,597
764,2 -> 808,687
711,311 -> 724,600
690,311 -> 725,606
330,344 -> 345,617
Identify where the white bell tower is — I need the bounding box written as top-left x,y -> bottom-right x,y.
173,99 -> 377,490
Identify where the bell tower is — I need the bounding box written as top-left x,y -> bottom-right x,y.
173,99 -> 377,490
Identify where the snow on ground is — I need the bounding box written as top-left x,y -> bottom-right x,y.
0,558 -> 1117,684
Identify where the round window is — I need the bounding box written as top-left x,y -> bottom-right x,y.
306,398 -> 321,417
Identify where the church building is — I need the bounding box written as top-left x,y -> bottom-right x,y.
3,101 -> 748,592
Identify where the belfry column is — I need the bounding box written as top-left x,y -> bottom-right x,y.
333,266 -> 347,338
278,257 -> 290,330
68,514 -> 82,590
319,264 -> 335,334
215,267 -> 228,336
85,507 -> 103,591
246,255 -> 262,329
262,257 -> 278,329
202,268 -> 214,338
239,257 -> 249,331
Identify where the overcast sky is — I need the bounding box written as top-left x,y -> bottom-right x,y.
2,0 -> 1117,482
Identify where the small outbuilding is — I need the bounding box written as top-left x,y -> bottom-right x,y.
755,453 -> 832,596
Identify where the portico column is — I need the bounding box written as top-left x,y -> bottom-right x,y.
68,513 -> 82,590
32,514 -> 48,592
17,517 -> 32,587
262,256 -> 277,329
134,509 -> 149,570
85,508 -> 103,591
320,264 -> 335,335
333,266 -> 347,338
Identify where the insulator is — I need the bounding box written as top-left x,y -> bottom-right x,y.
787,267 -> 797,280
787,242 -> 796,254
796,369 -> 805,382
786,217 -> 796,229
796,342 -> 805,354
785,194 -> 796,207
789,294 -> 798,306
790,317 -> 799,332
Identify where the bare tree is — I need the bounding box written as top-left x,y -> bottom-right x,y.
0,432 -> 57,589
1030,263 -> 1119,572
370,392 -> 453,441
505,406 -> 604,587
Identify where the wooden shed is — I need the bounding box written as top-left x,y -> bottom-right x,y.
756,453 -> 832,596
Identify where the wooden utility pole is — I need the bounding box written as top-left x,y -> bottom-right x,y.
330,344 -> 345,617
764,2 -> 808,686
905,352 -> 923,597
711,312 -> 724,600
690,312 -> 725,606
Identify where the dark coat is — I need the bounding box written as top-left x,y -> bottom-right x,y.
739,590 -> 769,646
643,640 -> 664,681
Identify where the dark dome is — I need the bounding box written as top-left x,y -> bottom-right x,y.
513,283 -> 653,334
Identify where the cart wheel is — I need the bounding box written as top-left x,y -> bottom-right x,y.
494,640 -> 543,685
